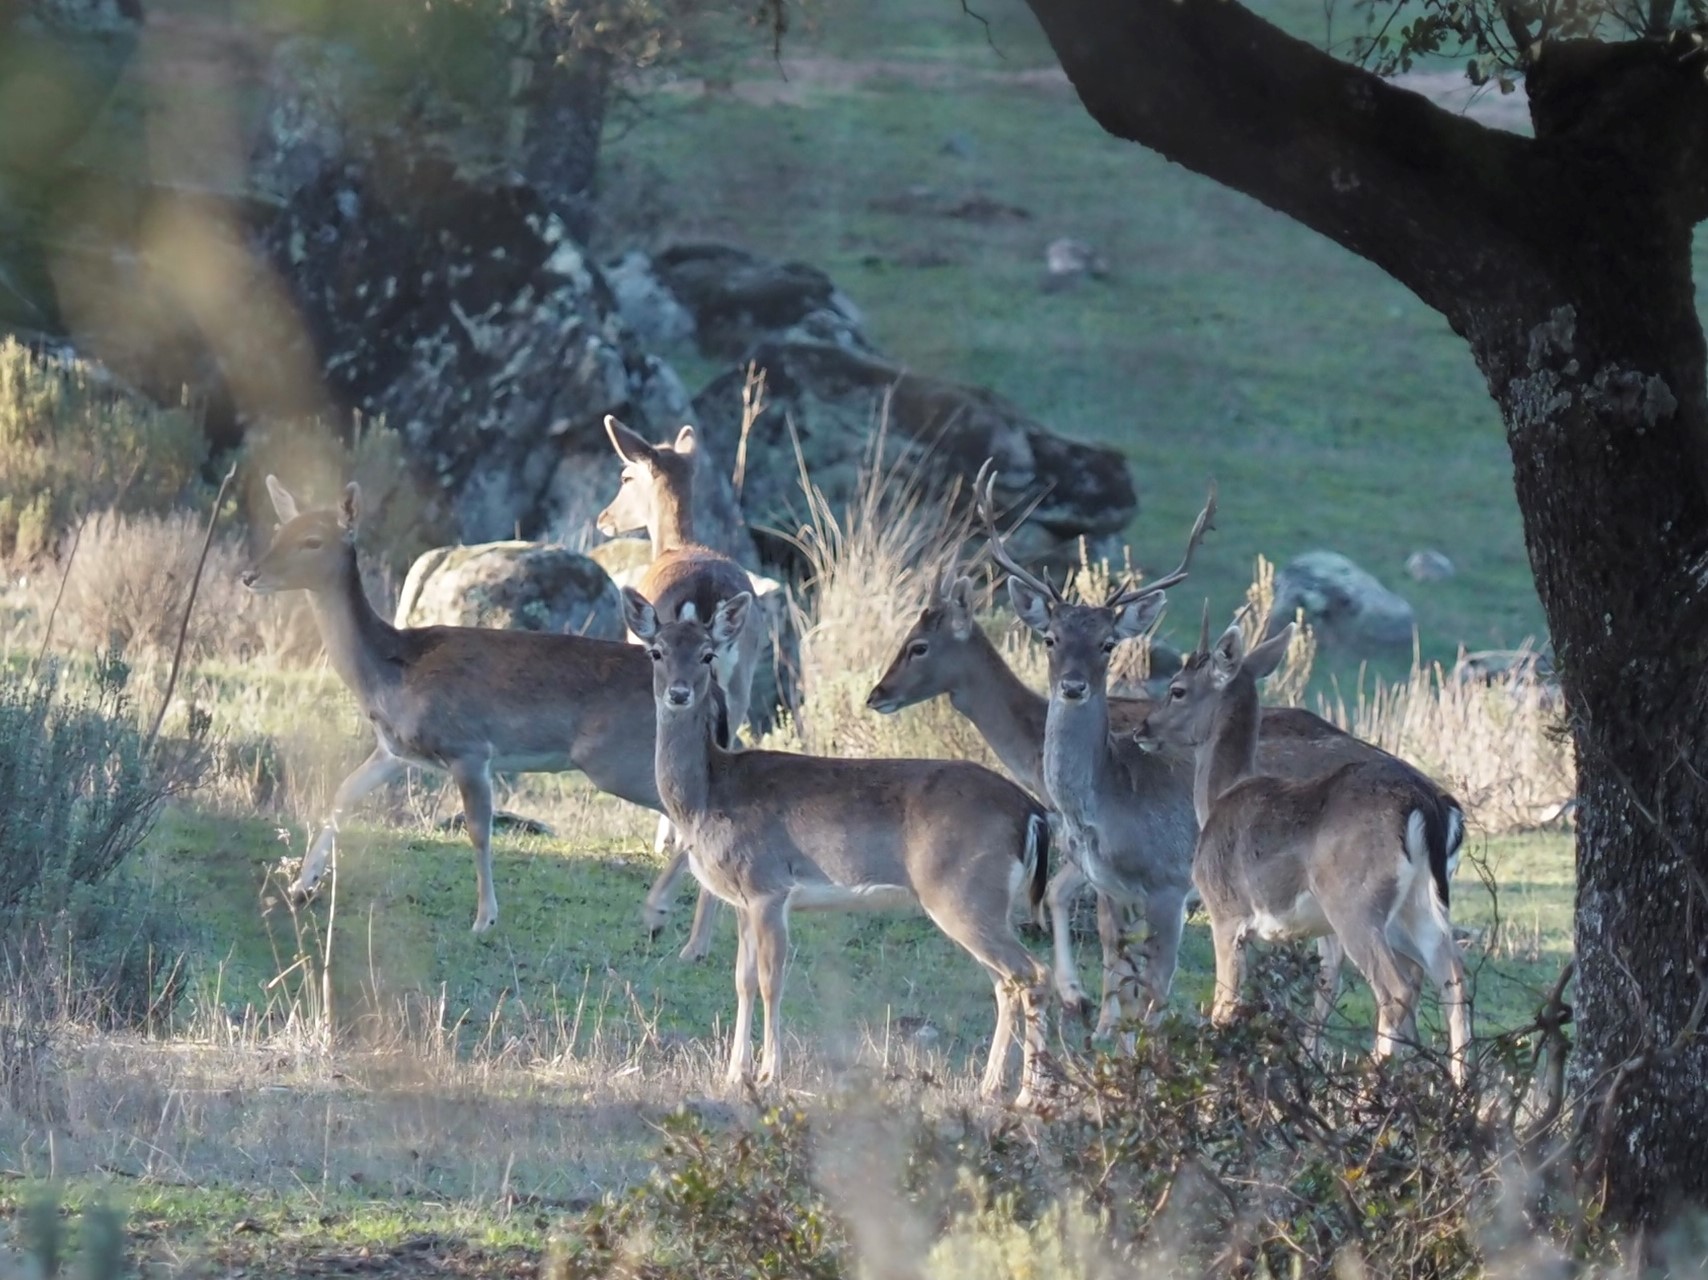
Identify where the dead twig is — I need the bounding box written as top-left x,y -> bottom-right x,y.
144,462 -> 237,754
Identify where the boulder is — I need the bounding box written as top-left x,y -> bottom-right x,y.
1405,548 -> 1456,582
649,243 -> 869,361
691,339 -> 1137,571
257,145 -> 757,565
1269,551 -> 1415,652
394,542 -> 625,639
248,37 -> 367,202
603,250 -> 696,349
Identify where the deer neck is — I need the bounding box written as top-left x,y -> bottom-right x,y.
308,545 -> 402,705
1043,683 -> 1113,826
946,627 -> 1049,794
648,473 -> 697,555
653,697 -> 716,821
1196,672 -> 1262,825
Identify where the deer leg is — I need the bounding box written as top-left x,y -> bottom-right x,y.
727,910 -> 758,1086
1133,886 -> 1189,1025
641,827 -> 684,937
1045,857 -> 1094,1022
921,899 -> 1051,1104
679,887 -> 722,962
1332,920 -> 1415,1065
1093,892 -> 1131,1041
1395,911 -> 1473,1085
293,746 -> 403,900
449,758 -> 499,934
753,896 -> 791,1086
1308,934 -> 1346,1055
1208,913 -> 1248,1027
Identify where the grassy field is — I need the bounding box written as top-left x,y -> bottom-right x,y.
3,0 -> 1605,1270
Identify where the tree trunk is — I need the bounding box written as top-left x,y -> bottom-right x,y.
1021,0 -> 1708,1226
1468,242 -> 1708,1221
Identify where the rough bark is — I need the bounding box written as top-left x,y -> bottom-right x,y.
1021,0 -> 1708,1224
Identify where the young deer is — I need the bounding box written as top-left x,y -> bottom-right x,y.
243,476 -> 672,934
1137,622 -> 1472,1082
864,560 -> 1466,1040
625,585 -> 1056,1103
597,415 -> 762,963
975,471 -> 1465,1038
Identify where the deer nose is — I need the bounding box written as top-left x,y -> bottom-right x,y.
240,569 -> 259,588
666,684 -> 693,708
1058,678 -> 1089,703
865,686 -> 897,714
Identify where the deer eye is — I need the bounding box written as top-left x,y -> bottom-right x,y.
907,641 -> 929,660
1101,638 -> 1118,654
1043,635 -> 1056,649
647,649 -> 662,662
1169,685 -> 1186,701
302,536 -> 324,550
701,651 -> 716,665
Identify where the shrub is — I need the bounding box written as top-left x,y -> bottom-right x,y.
0,338 -> 206,563
34,510 -> 321,667
549,973 -> 1611,1279
0,654 -> 205,1011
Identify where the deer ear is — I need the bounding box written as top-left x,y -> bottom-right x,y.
1210,622 -> 1245,685
265,475 -> 299,523
712,591 -> 752,646
1244,624 -> 1295,681
622,587 -> 660,640
1007,577 -> 1052,634
338,482 -> 362,534
1113,592 -> 1166,641
605,415 -> 656,466
945,576 -> 977,640
672,424 -> 697,456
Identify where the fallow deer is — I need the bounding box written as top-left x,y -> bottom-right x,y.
625,585 -> 1056,1103
1136,621 -> 1473,1082
973,471 -> 1465,1038
242,476 -> 686,934
597,414 -> 763,963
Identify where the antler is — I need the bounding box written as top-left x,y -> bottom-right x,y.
1107,481 -> 1218,609
974,459 -> 1064,606
1198,598 -> 1212,656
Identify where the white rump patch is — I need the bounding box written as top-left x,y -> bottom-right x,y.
790,883 -> 917,913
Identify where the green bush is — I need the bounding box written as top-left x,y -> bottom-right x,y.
0,338 -> 206,562
0,654 -> 205,1021
550,958 -> 1606,1279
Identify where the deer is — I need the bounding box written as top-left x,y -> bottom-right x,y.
1135,620 -> 1473,1082
242,475 -> 693,934
596,414 -> 762,963
624,584 -> 1057,1104
971,469 -> 1466,1040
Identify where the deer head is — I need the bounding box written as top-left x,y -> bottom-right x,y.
242,475 -> 361,594
597,415 -> 699,541
978,462 -> 1216,707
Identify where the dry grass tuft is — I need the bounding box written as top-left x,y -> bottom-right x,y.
1319,642 -> 1573,835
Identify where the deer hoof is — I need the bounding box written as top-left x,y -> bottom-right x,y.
677,940 -> 710,963
286,878 -> 318,905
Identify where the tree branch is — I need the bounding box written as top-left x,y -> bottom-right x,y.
1021,0 -> 1539,315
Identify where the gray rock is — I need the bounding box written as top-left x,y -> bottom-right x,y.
1043,236 -> 1108,291
650,243 -> 869,361
394,541 -> 625,639
1405,548 -> 1456,582
603,250 -> 696,348
1271,551 -> 1415,652
258,146 -> 755,563
691,338 -> 1137,572
249,37 -> 367,202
